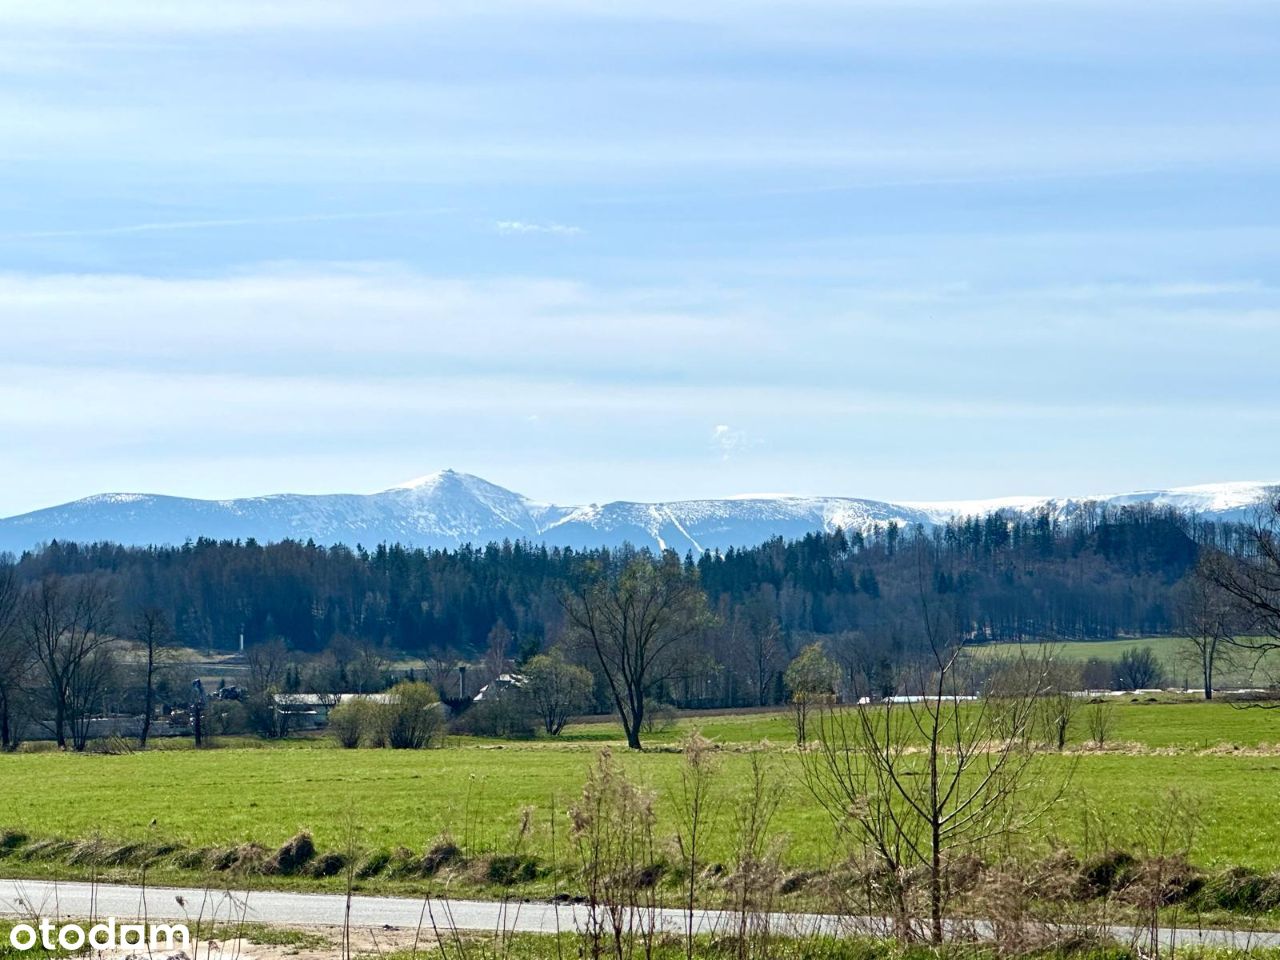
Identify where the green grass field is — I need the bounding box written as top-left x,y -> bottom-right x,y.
966,636 -> 1280,689
2,700 -> 1280,893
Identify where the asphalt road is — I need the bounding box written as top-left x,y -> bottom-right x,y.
3,878 -> 1279,952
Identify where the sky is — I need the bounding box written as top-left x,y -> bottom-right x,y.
2,0 -> 1279,515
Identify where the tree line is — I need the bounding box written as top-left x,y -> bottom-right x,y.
1,496 -> 1277,750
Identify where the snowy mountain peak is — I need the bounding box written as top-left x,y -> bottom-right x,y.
0,473 -> 1274,558
388,468 -> 468,491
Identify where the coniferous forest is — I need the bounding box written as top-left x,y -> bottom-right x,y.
2,503 -> 1239,710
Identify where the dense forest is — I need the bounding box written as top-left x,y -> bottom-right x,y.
4,504 -> 1239,704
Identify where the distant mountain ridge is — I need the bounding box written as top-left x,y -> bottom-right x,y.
0,471 -> 1273,556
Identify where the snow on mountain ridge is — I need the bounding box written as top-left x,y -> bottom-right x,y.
906,481 -> 1277,525
0,473 -> 1274,557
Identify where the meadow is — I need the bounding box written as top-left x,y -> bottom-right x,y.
1,699 -> 1280,897
966,636 -> 1280,689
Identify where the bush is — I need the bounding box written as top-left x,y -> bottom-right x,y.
326,684 -> 444,749
1080,657 -> 1116,691
451,691 -> 537,739
327,698 -> 370,748
640,698 -> 678,735
207,700 -> 250,736
523,652 -> 595,735
1114,647 -> 1164,691
0,830 -> 28,855
380,681 -> 444,749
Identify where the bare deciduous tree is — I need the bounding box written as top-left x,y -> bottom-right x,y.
564,553 -> 711,749
671,732 -> 721,960
738,596 -> 784,707
800,549 -> 1064,944
133,606 -> 174,748
1085,698 -> 1115,747
245,636 -> 293,738
1201,494 -> 1280,687
20,575 -> 115,750
1037,660 -> 1081,751
246,636 -> 291,692
727,751 -> 786,959
1175,560 -> 1247,699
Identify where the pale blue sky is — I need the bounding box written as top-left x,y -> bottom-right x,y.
2,1 -> 1279,514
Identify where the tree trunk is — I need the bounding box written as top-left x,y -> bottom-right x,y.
930,816 -> 943,944
140,657 -> 155,748
624,696 -> 643,749
929,689 -> 944,945
55,697 -> 66,749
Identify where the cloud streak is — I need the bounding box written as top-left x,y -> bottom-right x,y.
0,211 -> 422,242
494,220 -> 583,236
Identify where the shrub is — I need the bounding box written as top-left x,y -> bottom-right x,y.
451,691 -> 537,739
385,845 -> 419,878
379,682 -> 444,749
523,652 -> 595,735
1114,647 -> 1164,691
640,698 -> 678,735
1080,657 -> 1116,691
207,700 -> 250,736
208,842 -> 267,873
327,698 -> 370,748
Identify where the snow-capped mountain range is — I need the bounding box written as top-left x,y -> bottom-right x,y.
0,471 -> 1273,557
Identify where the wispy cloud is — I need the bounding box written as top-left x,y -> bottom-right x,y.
0,212 -> 417,242
495,220 -> 583,236
711,424 -> 758,460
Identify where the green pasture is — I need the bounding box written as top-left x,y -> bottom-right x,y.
1,700 -> 1279,889
966,636 -> 1280,689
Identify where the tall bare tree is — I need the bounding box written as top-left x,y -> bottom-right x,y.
1201,494 -> 1280,688
21,575 -> 115,750
132,606 -> 174,747
245,636 -> 293,738
1175,560 -> 1246,699
742,598 -> 785,707
564,552 -> 711,749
